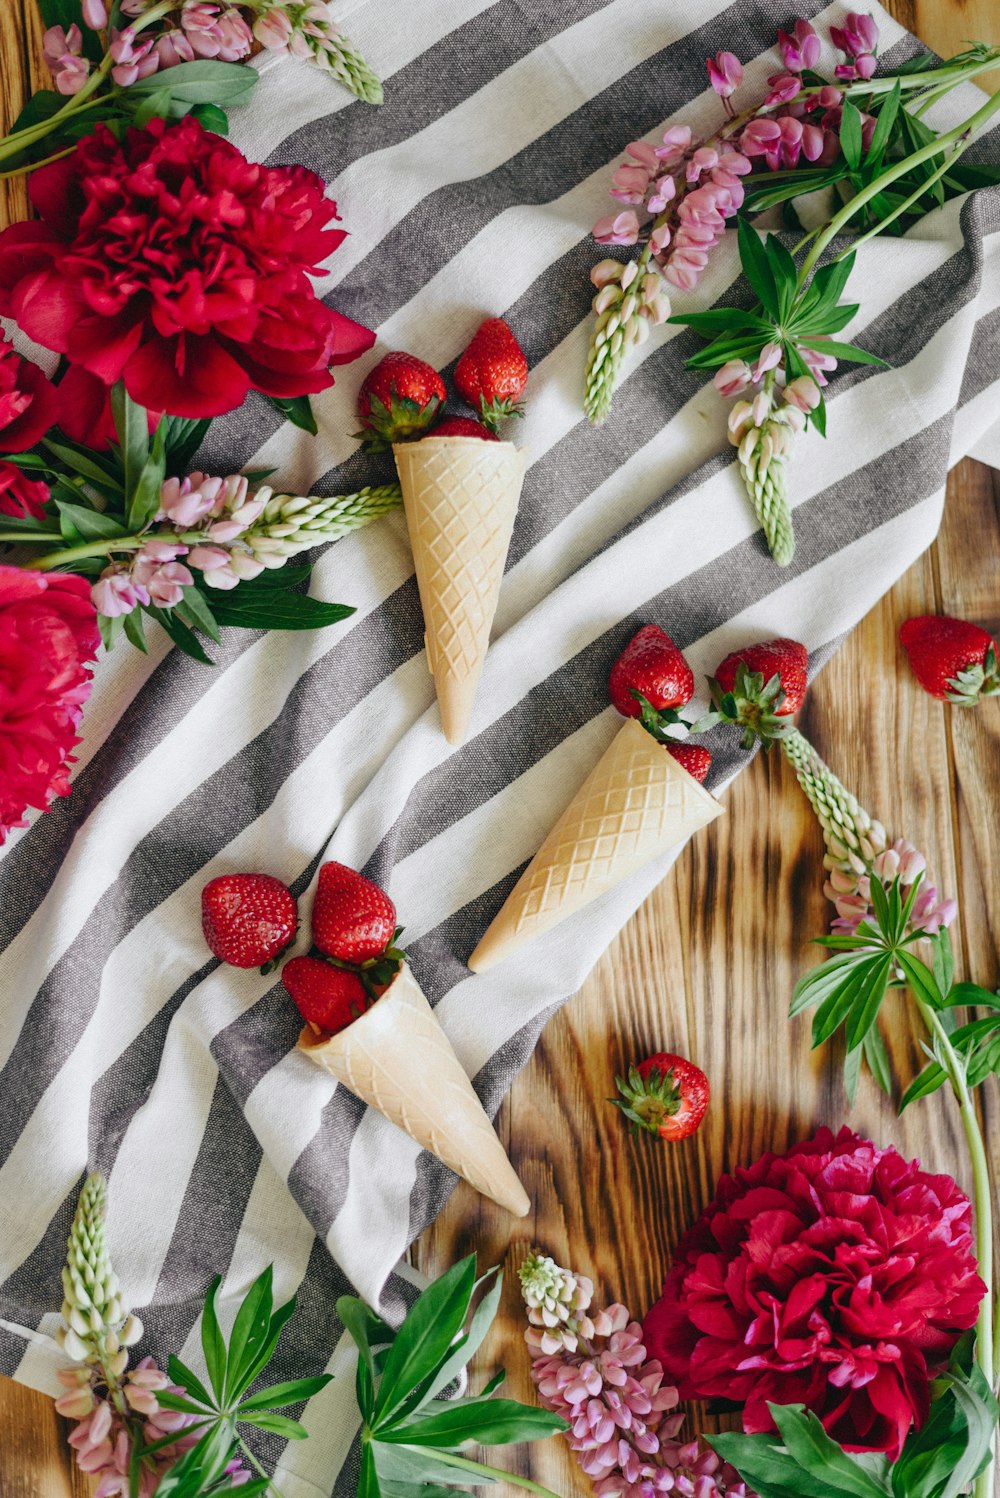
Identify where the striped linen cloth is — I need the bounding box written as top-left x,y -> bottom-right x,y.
2,1 -> 1000,1491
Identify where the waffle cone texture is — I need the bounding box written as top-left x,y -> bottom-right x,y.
469,719 -> 724,972
393,437 -> 526,745
297,963 -> 529,1216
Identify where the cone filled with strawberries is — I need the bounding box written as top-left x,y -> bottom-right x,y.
203,861 -> 529,1216
357,320 -> 529,746
468,627 -> 724,973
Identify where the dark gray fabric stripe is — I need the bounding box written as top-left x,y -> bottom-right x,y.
0,1175 -> 82,1362
198,0 -> 831,473
139,1077 -> 262,1358
959,305 -> 1000,407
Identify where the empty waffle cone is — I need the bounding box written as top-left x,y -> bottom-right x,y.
297,963 -> 529,1217
393,437 -> 526,745
469,718 -> 724,972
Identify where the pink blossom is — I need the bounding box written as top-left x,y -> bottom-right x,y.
802,341 -> 838,385
646,175 -> 676,213
133,555 -> 193,609
714,360 -> 752,398
778,19 -> 821,71
655,124 -> 693,162
706,50 -> 742,99
783,375 -> 821,412
610,164 -> 651,204
254,8 -> 294,48
593,209 -> 640,246
752,342 -> 783,382
91,568 -> 148,618
912,887 -> 959,934
180,4 -> 253,62
764,71 -> 802,106
801,122 -> 826,161
739,117 -> 781,156
43,24 -> 93,93
831,11 -> 879,58
155,29 -> 195,66
82,0 -> 108,25
625,140 -> 660,170
109,26 -> 158,84
187,544 -> 232,574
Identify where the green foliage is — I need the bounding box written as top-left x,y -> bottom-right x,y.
203,567 -> 355,633
340,1255 -> 566,1498
148,1266 -> 332,1498
267,394 -> 319,436
120,60 -> 258,118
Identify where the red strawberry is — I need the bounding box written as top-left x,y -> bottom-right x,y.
709,637 -> 808,748
201,874 -> 297,970
356,352 -> 446,448
312,862 -> 397,964
454,318 -> 528,430
283,956 -> 370,1035
666,742 -> 711,783
609,625 -> 695,719
611,1053 -> 710,1142
428,417 -> 499,441
900,615 -> 1000,705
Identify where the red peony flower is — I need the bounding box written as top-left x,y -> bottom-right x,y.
0,460 -> 50,520
0,117 -> 375,420
644,1126 -> 986,1460
0,565 -> 100,841
57,363 -> 161,452
0,334 -> 59,452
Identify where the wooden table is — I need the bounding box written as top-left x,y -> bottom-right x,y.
1,2 -> 997,1493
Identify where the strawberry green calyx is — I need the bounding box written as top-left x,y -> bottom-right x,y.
707,660 -> 792,749
476,395 -> 525,431
947,644 -> 1000,705
630,690 -> 719,745
611,1063 -> 684,1136
356,392 -> 444,450
321,926 -> 407,999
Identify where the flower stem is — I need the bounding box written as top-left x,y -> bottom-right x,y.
24,531 -> 197,569
398,1446 -> 564,1498
797,86 -> 1000,286
237,1436 -> 286,1498
832,147 -> 965,260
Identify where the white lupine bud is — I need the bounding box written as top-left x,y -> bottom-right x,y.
103,1330 -> 121,1356
738,429 -> 757,466
119,1315 -> 143,1347
592,285 -> 619,315
62,1328 -> 90,1363
621,260 -> 638,289
108,1349 -> 129,1378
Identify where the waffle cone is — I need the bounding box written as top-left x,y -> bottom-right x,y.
297,964 -> 529,1216
469,719 -> 723,972
393,437 -> 525,744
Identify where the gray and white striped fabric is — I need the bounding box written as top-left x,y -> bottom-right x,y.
2,1 -> 1000,1491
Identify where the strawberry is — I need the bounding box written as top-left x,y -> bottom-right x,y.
454,318 -> 528,430
283,956 -> 370,1035
611,1053 -> 710,1142
900,615 -> 1000,705
429,417 -> 499,441
666,742 -> 711,783
708,637 -> 808,749
312,861 -> 397,964
201,873 -> 297,971
609,625 -> 695,719
356,352 -> 445,449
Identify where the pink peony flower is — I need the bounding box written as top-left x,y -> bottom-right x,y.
0,566 -> 100,839
644,1126 -> 986,1459
0,336 -> 60,452
706,51 -> 742,100
0,460 -> 50,520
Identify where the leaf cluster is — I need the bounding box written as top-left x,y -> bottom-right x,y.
136,1265 -> 331,1498
670,220 -> 886,439
712,1354 -> 998,1498
339,1255 -> 566,1498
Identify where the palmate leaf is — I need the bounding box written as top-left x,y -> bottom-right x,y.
381,1400 -> 566,1449
839,99 -> 864,172
53,500 -> 129,542
200,1275 -> 228,1402
796,337 -> 888,367
844,952 -> 895,1051
812,956 -> 879,1046
372,1256 -> 477,1428
790,951 -> 867,1016
224,1266 -> 273,1401
737,216 -> 781,321
237,1374 -> 333,1413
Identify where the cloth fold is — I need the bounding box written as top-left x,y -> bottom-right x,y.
1,2 -> 999,1492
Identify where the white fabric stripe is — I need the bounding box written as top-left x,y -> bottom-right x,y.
269,1332 -> 363,1498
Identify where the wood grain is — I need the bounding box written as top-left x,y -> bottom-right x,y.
0,1 -> 998,1495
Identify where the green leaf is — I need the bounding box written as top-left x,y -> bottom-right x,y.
372,1256 -> 477,1429
147,603 -> 216,665
897,952 -> 944,1012
812,958 -> 878,1046
791,302 -> 861,337
408,1273 -> 503,1413
711,1430 -> 887,1498
737,217 -> 781,321
167,1355 -> 215,1411
229,1295 -> 298,1400
840,99 -> 863,171
800,252 -> 856,317
768,1405 -> 891,1497
44,438 -> 125,494
133,87 -> 175,127
810,390 -> 827,439
742,167 -> 849,214
764,235 -> 798,323
267,394 -> 319,436
123,608 -> 148,654
373,1443 -> 496,1489
127,420 -> 167,531
862,1024 -> 892,1096
844,1042 -> 863,1107
945,983 -> 1000,1011
191,102 -> 230,135
176,586 -> 222,643
383,1400 -> 567,1449
360,1443 -> 382,1498
199,1275 -> 228,1401
685,337 -> 773,371
245,1412 -> 309,1440
865,82 -> 901,169
931,929 -> 955,1004
224,1266 -> 274,1402
845,954 -> 895,1051
125,60 -> 258,108
899,1060 -> 948,1112
791,952 -> 866,1016
667,308 -> 776,337
237,1374 -> 333,1413
156,1391 -> 219,1417
337,1294 -> 395,1384
111,383 -> 150,500
796,337 -> 888,367
162,415 -> 212,472
206,582 -> 355,633
53,501 -> 128,541
98,612 -> 123,653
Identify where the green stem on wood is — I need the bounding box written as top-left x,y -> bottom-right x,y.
399,1446 -> 564,1498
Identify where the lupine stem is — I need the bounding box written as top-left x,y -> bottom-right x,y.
397,1446 -> 563,1498
24,531 -> 201,569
